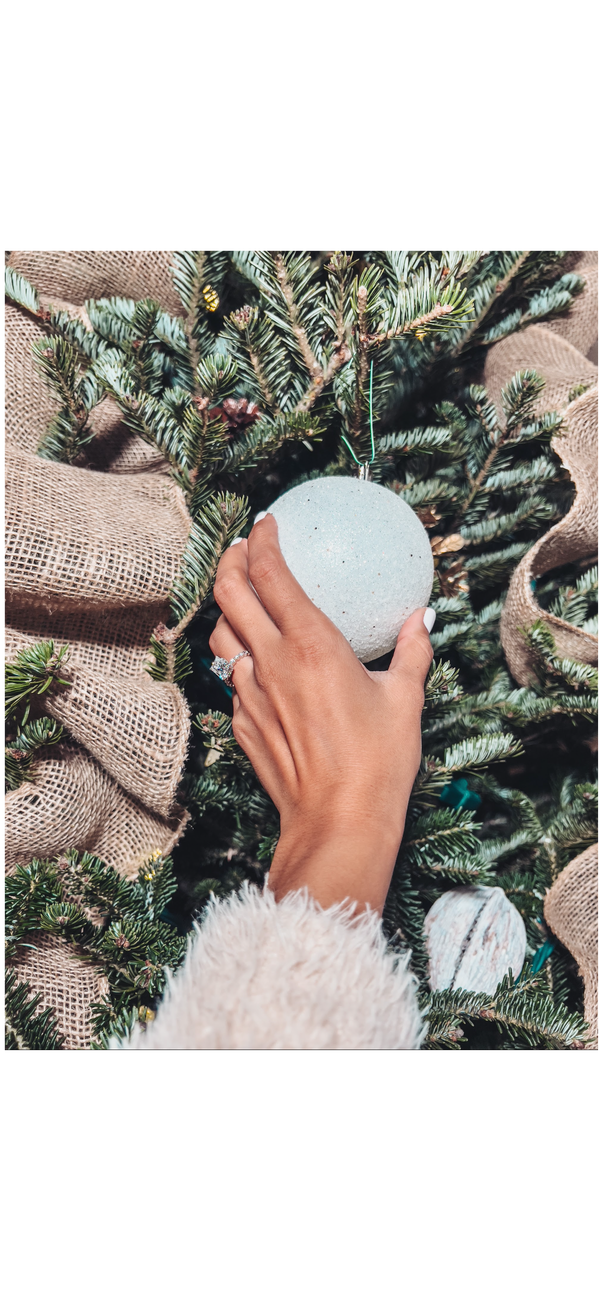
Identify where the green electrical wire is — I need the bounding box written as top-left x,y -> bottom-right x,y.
340,360 -> 376,470
368,357 -> 376,463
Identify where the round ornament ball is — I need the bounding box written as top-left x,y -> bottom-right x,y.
266,476 -> 434,662
425,886 -> 526,995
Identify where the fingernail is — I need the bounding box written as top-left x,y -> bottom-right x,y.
229,537 -> 243,548
423,608 -> 436,633
253,511 -> 267,524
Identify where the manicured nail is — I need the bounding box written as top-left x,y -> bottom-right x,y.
423,608 -> 436,633
229,537 -> 243,548
254,511 -> 267,524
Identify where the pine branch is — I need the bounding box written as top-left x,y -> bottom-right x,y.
146,627 -> 193,684
215,411 -> 324,482
451,251 -> 531,355
484,455 -> 558,492
5,266 -> 42,316
382,863 -> 430,983
46,305 -> 107,362
422,969 -> 591,1049
349,278 -> 375,442
6,641 -> 71,724
5,716 -> 64,791
464,542 -> 532,587
169,492 -> 250,630
546,564 -> 598,628
423,659 -> 464,717
523,622 -> 599,694
447,374 -> 559,536
415,733 -> 524,804
32,337 -> 99,463
369,262 -> 474,344
240,252 -> 352,416
505,692 -> 597,726
492,870 -> 545,917
189,771 -> 269,820
6,852 -> 188,1047
175,250 -> 206,376
171,252 -> 228,381
5,970 -> 65,1050
378,425 -> 456,458
401,808 -> 492,883
224,306 -> 286,413
526,272 -> 584,318
272,253 -> 322,379
194,710 -> 254,775
460,494 -> 555,544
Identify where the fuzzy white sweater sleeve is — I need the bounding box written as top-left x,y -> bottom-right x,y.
117,884 -> 425,1050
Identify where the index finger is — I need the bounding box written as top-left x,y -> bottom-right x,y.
213,537 -> 281,655
247,513 -> 324,636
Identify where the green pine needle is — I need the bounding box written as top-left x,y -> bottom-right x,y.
5,970 -> 65,1050
6,641 -> 70,724
169,492 -> 250,627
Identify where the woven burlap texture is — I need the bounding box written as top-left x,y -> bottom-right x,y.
5,254 -> 195,872
7,249 -> 183,317
544,252 -> 598,358
544,845 -> 598,1048
6,446 -> 191,611
5,255 -> 197,1047
483,325 -> 598,686
5,299 -> 170,475
5,747 -> 190,879
6,627 -> 188,816
8,935 -> 111,1051
6,602 -> 168,679
483,323 -> 597,418
499,387 -> 598,683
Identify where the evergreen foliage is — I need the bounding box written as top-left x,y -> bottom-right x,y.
5,641 -> 70,791
5,969 -> 65,1050
5,252 -> 596,1049
422,966 -> 589,1050
6,640 -> 70,722
5,851 -> 187,1048
5,716 -> 64,791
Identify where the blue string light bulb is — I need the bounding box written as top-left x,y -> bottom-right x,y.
440,777 -> 482,811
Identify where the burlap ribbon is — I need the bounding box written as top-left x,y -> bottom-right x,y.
5,252 -> 192,1046
5,746 -> 188,878
483,260 -> 598,686
497,381 -> 598,684
544,845 -> 598,1048
5,298 -> 171,475
5,404 -> 192,868
8,934 -> 111,1051
6,250 -> 182,316
488,260 -> 598,1052
1,248 -> 192,888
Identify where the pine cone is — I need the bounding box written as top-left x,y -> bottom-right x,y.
221,398 -> 261,431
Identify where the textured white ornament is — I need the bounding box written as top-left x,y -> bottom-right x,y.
267,477 -> 434,662
425,885 -> 527,995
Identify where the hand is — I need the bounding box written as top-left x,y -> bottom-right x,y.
210,513 -> 434,913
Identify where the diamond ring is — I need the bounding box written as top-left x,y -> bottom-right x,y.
210,650 -> 252,685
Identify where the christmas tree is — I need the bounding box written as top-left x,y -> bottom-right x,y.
5,251 -> 598,1048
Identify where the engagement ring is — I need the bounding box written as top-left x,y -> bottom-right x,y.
210,651 -> 252,685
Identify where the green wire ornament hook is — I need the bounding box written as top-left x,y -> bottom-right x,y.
341,360 -> 376,477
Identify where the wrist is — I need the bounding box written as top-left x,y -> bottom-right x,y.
268,812 -> 403,913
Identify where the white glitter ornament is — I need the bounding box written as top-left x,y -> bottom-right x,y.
425,886 -> 527,995
266,476 -> 434,662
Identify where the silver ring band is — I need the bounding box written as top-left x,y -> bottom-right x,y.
210,650 -> 252,685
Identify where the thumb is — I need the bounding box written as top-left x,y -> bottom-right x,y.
387,607 -> 435,690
